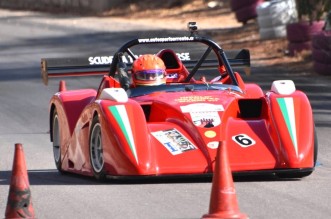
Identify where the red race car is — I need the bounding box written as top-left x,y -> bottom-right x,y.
41,23 -> 317,180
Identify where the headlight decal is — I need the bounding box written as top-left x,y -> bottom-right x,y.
108,105 -> 139,164
277,97 -> 298,157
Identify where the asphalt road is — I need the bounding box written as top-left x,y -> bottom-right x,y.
0,9 -> 331,219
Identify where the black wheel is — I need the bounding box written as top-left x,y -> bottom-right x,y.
89,116 -> 106,181
286,21 -> 325,43
234,3 -> 260,23
312,47 -> 331,64
313,61 -> 331,75
313,126 -> 318,166
52,109 -> 63,172
277,127 -> 318,179
312,31 -> 331,51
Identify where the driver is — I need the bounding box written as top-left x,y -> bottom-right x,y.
132,54 -> 166,87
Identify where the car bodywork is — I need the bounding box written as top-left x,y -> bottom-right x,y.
41,26 -> 317,180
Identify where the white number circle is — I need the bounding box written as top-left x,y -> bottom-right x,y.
232,134 -> 256,147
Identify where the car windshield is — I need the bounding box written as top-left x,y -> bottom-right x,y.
126,83 -> 243,98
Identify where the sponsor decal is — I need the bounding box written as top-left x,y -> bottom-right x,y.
166,73 -> 179,79
277,97 -> 298,156
176,52 -> 190,61
191,112 -> 221,127
138,36 -> 194,43
205,130 -> 217,138
175,96 -> 220,103
207,141 -> 219,149
152,129 -> 196,155
89,56 -> 113,65
108,105 -> 138,163
88,55 -> 136,65
232,134 -> 256,147
181,103 -> 223,127
88,52 -> 191,65
181,103 -> 224,112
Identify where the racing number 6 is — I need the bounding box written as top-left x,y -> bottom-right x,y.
232,134 -> 256,147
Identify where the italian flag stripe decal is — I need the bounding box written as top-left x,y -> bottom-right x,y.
277,97 -> 298,156
108,105 -> 138,163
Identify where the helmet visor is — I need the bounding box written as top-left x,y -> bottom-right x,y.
135,69 -> 165,81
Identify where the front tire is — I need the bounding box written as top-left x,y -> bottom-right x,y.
52,109 -> 63,172
89,116 -> 106,181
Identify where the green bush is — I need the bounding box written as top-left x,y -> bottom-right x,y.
327,10 -> 331,23
325,10 -> 331,30
296,0 -> 331,23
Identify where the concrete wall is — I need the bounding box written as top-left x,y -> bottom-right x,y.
0,0 -> 123,14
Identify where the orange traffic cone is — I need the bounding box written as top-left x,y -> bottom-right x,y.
5,143 -> 35,219
58,80 -> 66,92
202,141 -> 248,219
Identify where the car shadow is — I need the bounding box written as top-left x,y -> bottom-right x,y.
0,169 -> 301,186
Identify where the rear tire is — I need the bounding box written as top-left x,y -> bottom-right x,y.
313,125 -> 318,166
52,109 -> 63,173
89,116 -> 106,181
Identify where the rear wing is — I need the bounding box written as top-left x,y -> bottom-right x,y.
41,49 -> 250,85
